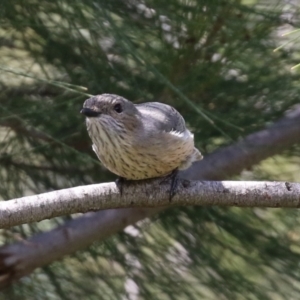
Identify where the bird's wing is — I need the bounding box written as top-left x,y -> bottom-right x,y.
135,102 -> 186,133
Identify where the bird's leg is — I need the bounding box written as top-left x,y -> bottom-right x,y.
160,169 -> 179,201
116,176 -> 127,196
169,169 -> 179,201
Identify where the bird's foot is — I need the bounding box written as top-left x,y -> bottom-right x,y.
160,169 -> 179,201
116,177 -> 127,196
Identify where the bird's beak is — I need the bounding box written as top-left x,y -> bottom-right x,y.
80,108 -> 100,117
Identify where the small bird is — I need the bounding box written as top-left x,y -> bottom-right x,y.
81,94 -> 202,196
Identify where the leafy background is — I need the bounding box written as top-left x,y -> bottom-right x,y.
1,0 -> 300,299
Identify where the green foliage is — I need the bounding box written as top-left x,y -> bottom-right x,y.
1,0 -> 300,299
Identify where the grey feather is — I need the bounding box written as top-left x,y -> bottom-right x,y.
135,102 -> 186,133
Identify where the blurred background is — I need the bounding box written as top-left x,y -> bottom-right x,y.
1,0 -> 300,299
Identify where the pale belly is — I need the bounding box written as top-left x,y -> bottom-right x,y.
88,120 -> 197,180
92,140 -> 194,180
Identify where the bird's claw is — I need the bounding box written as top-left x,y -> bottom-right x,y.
116,177 -> 126,196
160,169 -> 179,201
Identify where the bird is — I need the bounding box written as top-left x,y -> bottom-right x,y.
81,94 -> 202,197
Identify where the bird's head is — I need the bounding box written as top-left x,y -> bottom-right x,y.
81,94 -> 141,132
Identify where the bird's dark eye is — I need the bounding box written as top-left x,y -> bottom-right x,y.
114,103 -> 122,113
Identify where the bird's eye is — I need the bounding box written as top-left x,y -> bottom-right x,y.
114,103 -> 122,113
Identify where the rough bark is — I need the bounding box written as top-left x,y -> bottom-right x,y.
0,105 -> 300,287
1,181 -> 300,228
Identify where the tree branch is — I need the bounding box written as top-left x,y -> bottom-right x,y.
183,105 -> 300,180
0,105 -> 300,287
1,180 -> 300,229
